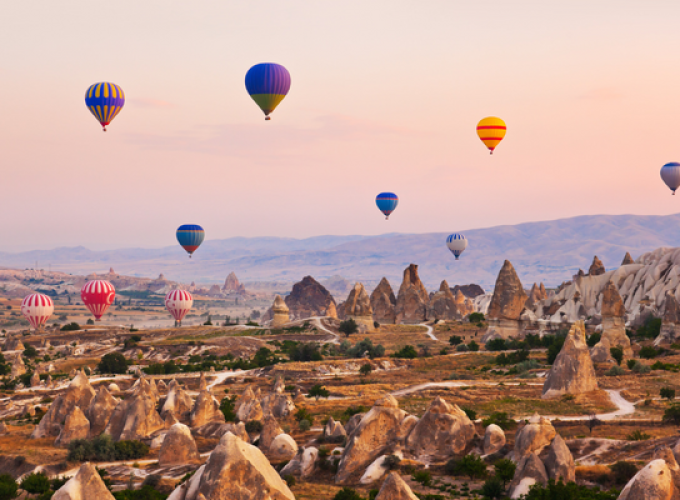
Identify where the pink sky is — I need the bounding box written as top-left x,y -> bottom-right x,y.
1,1 -> 679,251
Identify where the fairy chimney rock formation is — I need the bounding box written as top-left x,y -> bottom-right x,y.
374,472 -> 420,500
395,264 -> 429,324
588,256 -> 606,276
159,423 -> 202,466
370,277 -> 397,324
285,276 -> 337,320
427,281 -> 461,321
269,295 -> 290,328
483,260 -> 527,340
621,252 -> 635,266
52,463 -> 115,500
542,322 -> 598,399
591,281 -> 633,362
657,291 -> 680,346
344,283 -> 375,331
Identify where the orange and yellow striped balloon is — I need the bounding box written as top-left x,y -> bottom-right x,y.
476,117 -> 506,154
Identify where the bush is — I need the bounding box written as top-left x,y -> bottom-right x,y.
20,472 -> 50,494
446,454 -> 488,479
392,345 -> 418,359
112,485 -> 167,500
610,461 -> 638,485
295,407 -> 314,424
339,319 -> 359,338
486,339 -> 508,351
23,345 -> 38,358
609,346 -> 624,366
626,429 -> 650,441
60,322 -> 80,331
522,480 -> 618,500
462,408 -> 477,420
469,312 -> 485,323
308,384 -> 330,400
587,332 -> 601,348
627,359 -> 636,370
245,421 -> 263,433
547,334 -> 567,364
482,412 -> 515,430
0,474 -> 17,500
660,387 -> 676,401
449,335 -> 463,346
468,341 -> 480,352
636,316 -> 662,339
219,396 -> 237,422
98,353 -> 129,374
383,454 -> 401,470
67,435 -> 149,462
456,344 -> 469,352
346,339 -> 385,359
343,405 -> 366,419
333,488 -> 365,500
283,474 -> 296,487
639,346 -> 659,359
360,363 -> 373,377
632,361 -> 651,374
481,477 -> 504,500
494,458 -> 516,487
663,404 -> 680,424
299,419 -> 311,431
289,343 -> 323,362
412,470 -> 432,487
605,366 -> 625,376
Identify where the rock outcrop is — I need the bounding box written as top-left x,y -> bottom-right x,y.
86,386 -> 117,437
543,434 -> 575,482
168,432 -> 295,500
370,278 -> 397,324
483,260 -> 527,340
161,380 -> 194,422
395,264 -> 429,324
324,417 -> 347,441
159,423 -> 202,466
105,378 -> 164,441
591,281 -> 633,362
55,407 -> 90,447
374,472 -> 419,500
189,389 -> 225,428
336,395 -> 411,484
658,291 -> 680,346
3,335 -> 24,352
483,424 -> 506,456
236,386 -> 264,422
618,449 -> 680,500
52,463 -> 115,500
542,322 -> 598,399
622,252 -> 635,266
427,281 -> 461,321
405,397 -> 475,460
223,272 -> 246,295
280,447 -> 319,479
270,295 -> 290,328
285,276 -> 337,320
268,433 -> 298,462
510,452 -> 549,499
514,415 -> 557,458
344,283 -> 375,331
589,256 -> 606,276
451,284 -> 485,298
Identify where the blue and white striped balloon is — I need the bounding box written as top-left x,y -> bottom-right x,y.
446,233 -> 468,260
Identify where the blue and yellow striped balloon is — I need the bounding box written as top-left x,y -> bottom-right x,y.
376,192 -> 399,220
85,82 -> 125,132
245,63 -> 291,121
176,224 -> 205,258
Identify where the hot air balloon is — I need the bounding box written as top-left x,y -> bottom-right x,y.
21,293 -> 54,331
85,82 -> 125,131
245,63 -> 291,120
476,117 -> 506,154
661,162 -> 680,195
165,290 -> 193,326
176,224 -> 205,257
376,192 -> 399,220
446,233 -> 468,260
81,280 -> 116,321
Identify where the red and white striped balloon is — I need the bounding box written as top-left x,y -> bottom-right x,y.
165,289 -> 193,322
81,280 -> 116,320
21,293 -> 54,330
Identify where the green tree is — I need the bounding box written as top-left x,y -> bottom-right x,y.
449,335 -> 463,346
339,319 -> 358,338
494,458 -> 516,487
609,346 -> 624,366
446,454 -> 488,479
485,339 -> 508,351
547,335 -> 566,364
20,472 -> 50,495
97,353 -> 129,374
0,474 -> 17,500
469,312 -> 485,323
481,477 -> 504,500
468,341 -> 480,352
392,345 -> 418,359
333,488 -> 364,500
219,396 -> 237,422
609,461 -> 638,485
522,480 -> 618,500
639,346 -> 658,359
308,384 -> 330,400
23,345 -> 38,358
660,387 -> 676,401
586,332 -> 601,348
663,404 -> 680,424
482,412 -> 515,430
359,363 -> 373,377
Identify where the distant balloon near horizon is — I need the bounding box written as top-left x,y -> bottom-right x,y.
446,233 -> 468,260
166,289 -> 193,326
85,82 -> 125,132
176,224 -> 205,257
661,162 -> 680,195
81,280 -> 115,321
376,192 -> 399,220
245,63 -> 291,121
476,117 -> 506,154
21,293 -> 54,331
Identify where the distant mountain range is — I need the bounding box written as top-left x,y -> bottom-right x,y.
2,213 -> 680,291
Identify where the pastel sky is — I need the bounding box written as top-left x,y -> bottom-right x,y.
1,1 -> 679,251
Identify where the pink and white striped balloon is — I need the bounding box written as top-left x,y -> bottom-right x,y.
81,280 -> 116,320
21,293 -> 54,330
165,289 -> 193,323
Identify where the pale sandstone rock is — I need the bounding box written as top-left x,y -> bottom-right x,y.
510,452 -> 548,499
324,416 -> 347,440
52,463 -> 115,500
86,386 -> 117,437
161,380 -> 194,422
30,372 -> 40,387
589,256 -> 606,276
542,322 -> 598,399
395,264 -> 429,324
618,457 -> 677,500
55,407 -> 90,447
280,446 -> 319,478
189,389 -> 225,428
514,417 -> 557,458
345,413 -> 365,436
108,383 -> 121,392
285,276 -> 337,320
483,424 -> 506,455
237,386 -> 264,422
344,283 -> 375,331
484,260 -> 527,340
104,378 -> 164,441
591,281 -> 633,362
268,433 -> 298,462
543,434 -> 575,482
375,472 -> 419,500
622,252 -> 635,265
159,423 -> 202,466
260,414 -> 284,452
371,277 -> 397,324
427,281 -> 462,322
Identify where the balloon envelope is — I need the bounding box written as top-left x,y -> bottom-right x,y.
661,162 -> 680,194
81,280 -> 116,320
176,224 -> 205,256
166,290 -> 193,322
85,82 -> 125,131
446,233 -> 468,260
21,293 -> 54,330
245,63 -> 291,119
476,117 -> 506,154
376,192 -> 399,219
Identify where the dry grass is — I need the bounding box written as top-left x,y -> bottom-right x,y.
0,425 -> 68,465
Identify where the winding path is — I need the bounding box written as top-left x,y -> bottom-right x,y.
420,323 -> 437,341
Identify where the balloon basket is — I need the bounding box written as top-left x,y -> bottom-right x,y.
265,116 -> 271,121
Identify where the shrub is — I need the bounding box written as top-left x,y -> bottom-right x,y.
392,345 -> 418,359
627,359 -> 636,370
67,435 -> 149,462
219,396 -> 237,422
383,454 -> 401,470
522,480 -> 618,500
295,407 -> 314,424
98,353 -> 129,374
449,335 -> 463,346
636,316 -> 662,339
446,454 -> 488,479
547,334 -> 567,364
112,485 -> 167,500
605,366 -> 625,376
481,477 -> 504,500
663,404 -> 680,424
486,339 -> 508,351
586,332 -> 601,348
626,429 -> 650,441
469,312 -> 485,323
346,339 -> 384,359
23,345 -> 38,358
20,472 -> 50,495
610,461 -> 638,485
289,343 -> 323,362
299,419 -> 311,431
343,406 -> 366,419
494,458 -> 516,487
639,346 -> 659,359
360,363 -> 373,377
333,488 -> 365,500
245,421 -> 263,433
456,344 -> 469,352
462,408 -> 477,420
632,361 -> 651,374
660,387 -> 676,401
412,470 -> 432,487
283,474 -> 295,487
339,319 -> 359,338
468,341 -> 480,352
482,412 -> 515,430
0,474 -> 18,500
308,384 -> 330,400
60,322 -> 80,331
609,346 -> 624,366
